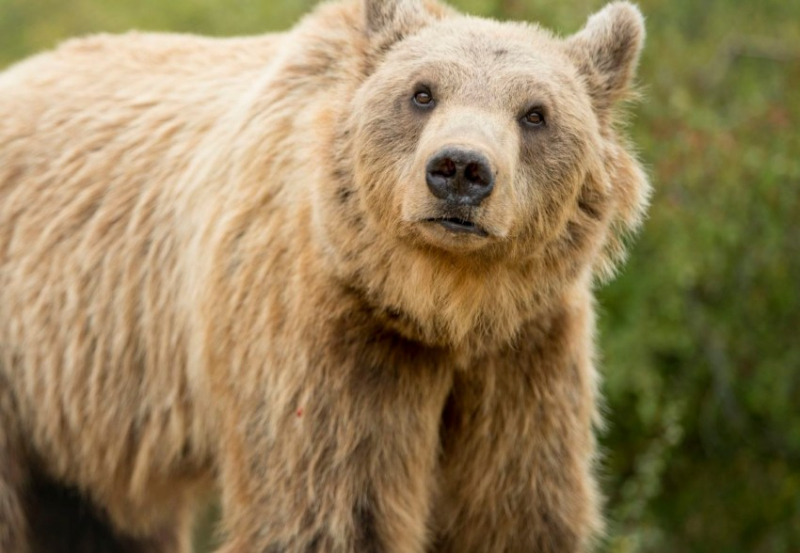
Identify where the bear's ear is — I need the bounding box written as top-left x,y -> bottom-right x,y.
566,2 -> 645,110
362,0 -> 428,41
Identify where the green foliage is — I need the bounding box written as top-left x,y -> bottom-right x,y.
2,0 -> 798,551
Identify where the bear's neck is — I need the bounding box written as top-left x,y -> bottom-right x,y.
321,240 -> 593,359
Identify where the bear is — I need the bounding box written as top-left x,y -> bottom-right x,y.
0,0 -> 649,551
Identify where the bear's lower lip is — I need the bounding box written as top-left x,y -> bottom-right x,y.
425,218 -> 489,237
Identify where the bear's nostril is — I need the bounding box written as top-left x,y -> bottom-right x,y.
464,162 -> 490,186
431,158 -> 457,178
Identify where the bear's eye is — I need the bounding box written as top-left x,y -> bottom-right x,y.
412,88 -> 435,109
522,108 -> 546,128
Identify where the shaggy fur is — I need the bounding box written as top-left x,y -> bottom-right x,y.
0,0 -> 648,551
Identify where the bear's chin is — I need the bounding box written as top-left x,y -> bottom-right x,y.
414,219 -> 492,253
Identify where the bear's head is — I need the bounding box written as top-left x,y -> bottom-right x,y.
322,0 -> 649,350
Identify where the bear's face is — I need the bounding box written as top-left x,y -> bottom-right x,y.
354,17 -> 598,256
350,0 -> 646,261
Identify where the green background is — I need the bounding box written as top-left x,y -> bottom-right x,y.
2,0 -> 798,551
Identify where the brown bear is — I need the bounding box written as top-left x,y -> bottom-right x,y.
0,0 -> 648,551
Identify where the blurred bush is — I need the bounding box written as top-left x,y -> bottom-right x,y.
1,0 -> 798,551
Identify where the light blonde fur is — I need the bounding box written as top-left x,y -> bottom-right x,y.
0,0 -> 648,551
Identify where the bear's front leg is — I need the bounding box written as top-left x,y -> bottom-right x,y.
435,302 -> 602,553
212,316 -> 453,553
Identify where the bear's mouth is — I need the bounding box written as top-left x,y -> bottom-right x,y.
425,217 -> 488,237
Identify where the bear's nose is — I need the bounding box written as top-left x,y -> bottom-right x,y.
425,148 -> 495,206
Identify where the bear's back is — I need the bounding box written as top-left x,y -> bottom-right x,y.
0,31 -> 283,526
0,31 -> 282,197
